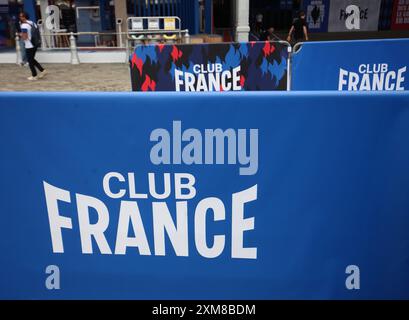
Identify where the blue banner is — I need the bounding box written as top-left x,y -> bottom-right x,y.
303,0 -> 330,32
292,38 -> 409,91
1,92 -> 409,299
130,42 -> 289,91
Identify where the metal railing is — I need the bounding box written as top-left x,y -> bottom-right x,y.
14,15 -> 191,64
126,16 -> 182,35
39,31 -> 125,49
283,41 -> 293,91
126,16 -> 190,52
16,32 -> 80,64
15,29 -> 190,64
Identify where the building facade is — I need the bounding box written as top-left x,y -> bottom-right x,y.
1,0 -> 257,49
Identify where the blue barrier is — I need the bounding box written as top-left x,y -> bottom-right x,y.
0,92 -> 409,299
130,42 -> 289,92
292,39 -> 409,91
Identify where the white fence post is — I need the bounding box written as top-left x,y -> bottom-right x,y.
184,30 -> 190,44
70,32 -> 80,65
15,33 -> 22,65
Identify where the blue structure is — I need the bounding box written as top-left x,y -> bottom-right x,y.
292,38 -> 409,91
0,91 -> 408,299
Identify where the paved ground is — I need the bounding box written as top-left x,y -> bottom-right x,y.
0,63 -> 131,91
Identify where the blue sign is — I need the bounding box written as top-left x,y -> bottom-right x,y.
130,42 -> 289,92
292,38 -> 409,91
0,92 -> 409,299
303,0 -> 330,32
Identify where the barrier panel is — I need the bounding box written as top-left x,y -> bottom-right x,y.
1,92 -> 409,299
292,39 -> 409,91
129,41 -> 289,91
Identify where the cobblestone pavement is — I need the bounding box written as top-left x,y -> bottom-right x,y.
0,63 -> 131,91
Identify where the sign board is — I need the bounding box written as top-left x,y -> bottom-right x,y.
164,17 -> 176,31
303,0 -> 330,32
131,18 -> 143,31
148,17 -> 160,30
391,0 -> 409,30
292,39 -> 409,91
129,42 -> 289,92
328,0 -> 382,31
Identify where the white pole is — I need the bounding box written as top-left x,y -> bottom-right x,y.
70,32 -> 80,65
235,0 -> 250,42
287,45 -> 292,91
118,23 -> 123,48
38,20 -> 47,50
15,33 -> 22,65
184,30 -> 190,44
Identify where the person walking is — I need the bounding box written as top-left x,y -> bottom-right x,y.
287,11 -> 309,45
19,12 -> 47,81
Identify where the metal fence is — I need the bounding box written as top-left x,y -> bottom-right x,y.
15,30 -> 190,65
17,15 -> 191,64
